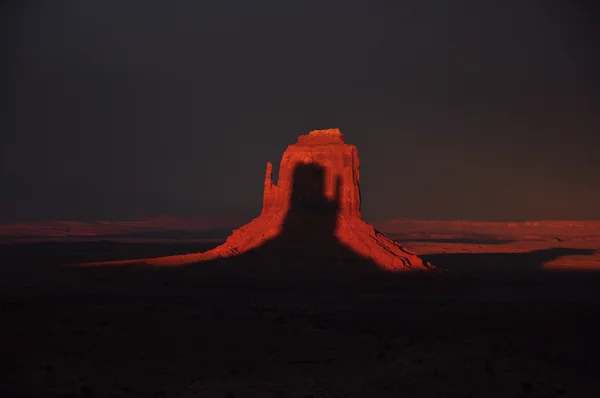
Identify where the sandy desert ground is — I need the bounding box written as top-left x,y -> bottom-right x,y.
1,219 -> 600,397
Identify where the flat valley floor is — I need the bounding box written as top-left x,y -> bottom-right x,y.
1,234 -> 600,398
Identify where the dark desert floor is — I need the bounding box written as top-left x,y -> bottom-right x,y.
1,220 -> 600,397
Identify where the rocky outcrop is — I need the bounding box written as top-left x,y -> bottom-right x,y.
262,129 -> 361,219
108,128 -> 432,272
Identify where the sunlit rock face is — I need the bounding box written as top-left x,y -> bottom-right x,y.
262,128 -> 361,221
143,128 -> 431,272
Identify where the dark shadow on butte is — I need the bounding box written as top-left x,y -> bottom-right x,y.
192,162 -> 383,276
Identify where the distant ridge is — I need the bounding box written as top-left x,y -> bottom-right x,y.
2,218 -> 600,244
0,216 -> 248,243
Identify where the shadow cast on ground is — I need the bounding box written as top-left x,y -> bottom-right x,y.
421,247 -> 597,274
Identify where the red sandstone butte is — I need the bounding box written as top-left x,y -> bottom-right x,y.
84,129 -> 432,271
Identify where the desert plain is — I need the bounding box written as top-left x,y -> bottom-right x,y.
1,217 -> 600,398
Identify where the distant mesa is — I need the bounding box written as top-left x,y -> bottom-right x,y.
83,129 -> 433,272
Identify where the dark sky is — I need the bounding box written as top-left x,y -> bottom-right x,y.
2,0 -> 599,222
